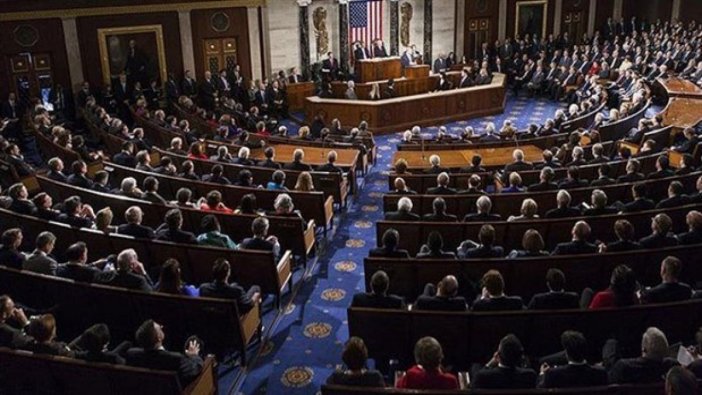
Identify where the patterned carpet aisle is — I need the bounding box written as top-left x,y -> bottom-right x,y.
235,94 -> 571,395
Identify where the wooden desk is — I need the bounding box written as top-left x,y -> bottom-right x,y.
309,74 -> 506,134
392,144 -> 543,169
331,70 -> 466,99
661,98 -> 702,130
404,65 -> 430,79
286,82 -> 316,111
252,144 -> 358,168
656,77 -> 702,99
355,57 -> 402,83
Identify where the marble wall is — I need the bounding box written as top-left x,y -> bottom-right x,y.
266,0 -> 301,74
433,0 -> 456,57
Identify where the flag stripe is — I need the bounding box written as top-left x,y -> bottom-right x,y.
349,0 -> 383,53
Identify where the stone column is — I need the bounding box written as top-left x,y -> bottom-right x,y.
248,7 -> 264,80
423,0 -> 433,66
61,17 -> 84,91
455,0 -> 466,59
389,0 -> 399,56
554,0 -> 563,36
588,0 -> 597,36
672,0 -> 681,22
298,0 -> 312,80
178,10 -> 196,76
498,0 -> 507,40
338,0 -> 350,75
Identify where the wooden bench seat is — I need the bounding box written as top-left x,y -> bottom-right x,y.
0,208 -> 292,309
364,242 -> 702,302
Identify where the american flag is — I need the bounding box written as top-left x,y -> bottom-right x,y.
349,0 -> 383,49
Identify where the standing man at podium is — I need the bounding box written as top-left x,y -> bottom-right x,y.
401,48 -> 414,68
373,39 -> 388,58
433,54 -> 448,74
322,52 -> 340,81
354,41 -> 372,61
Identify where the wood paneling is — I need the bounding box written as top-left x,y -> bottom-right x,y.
622,0 -> 672,24
561,0 -> 590,42
190,8 -> 251,82
0,0 -> 262,13
0,18 -> 70,100
463,0 -> 500,60
76,12 -> 182,89
594,0 -> 616,34
506,0 -> 556,39
679,0 -> 702,23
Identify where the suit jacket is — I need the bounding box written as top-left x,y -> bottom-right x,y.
422,212 -> 458,222
239,237 -> 276,253
621,198 -> 655,213
472,366 -> 537,389
57,263 -> 100,283
504,161 -> 534,174
316,163 -> 343,173
656,195 -> 691,209
539,363 -> 607,388
641,282 -> 692,304
22,250 -> 58,275
0,322 -> 33,349
199,281 -> 256,312
155,227 -> 197,244
528,291 -> 580,310
283,161 -> 312,171
639,233 -> 678,249
9,200 -> 37,216
527,182 -> 559,192
677,229 -> 702,245
605,240 -> 641,253
97,270 -> 152,292
463,212 -> 501,222
113,152 -> 137,168
414,295 -> 467,311
118,223 -> 155,239
385,211 -> 420,221
608,357 -> 678,384
472,296 -> 524,311
351,293 -> 405,309
373,45 -> 388,58
126,348 -> 203,386
426,186 -> 457,195
47,170 -> 68,183
67,174 -> 93,189
368,247 -> 410,258
545,206 -> 581,219
552,240 -> 598,255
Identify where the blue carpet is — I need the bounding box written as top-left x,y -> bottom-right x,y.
231,93 -> 661,394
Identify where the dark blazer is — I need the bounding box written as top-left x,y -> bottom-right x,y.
199,281 -> 257,312
57,263 -> 100,283
97,270 -> 152,292
621,198 -> 655,213
641,282 -> 692,304
316,163 -> 343,173
539,364 -> 607,388
47,170 -> 68,183
426,186 -> 457,195
368,247 -> 410,258
527,182 -> 559,192
118,223 -> 155,239
528,291 -> 580,310
639,233 -> 678,249
67,174 -> 94,189
656,195 -> 691,209
385,211 -> 420,221
552,240 -> 598,255
545,206 -> 581,219
351,292 -> 405,309
9,200 -> 37,216
472,296 -> 524,311
126,348 -> 203,386
283,161 -> 313,171
113,152 -> 137,168
422,212 -> 458,222
155,227 -> 197,244
414,295 -> 467,311
608,357 -> 679,384
605,240 -> 641,253
463,212 -> 501,222
22,250 -> 58,275
239,237 -> 275,253
472,366 -> 538,389
0,247 -> 25,270
0,322 -> 33,349
677,229 -> 702,245
460,245 -> 504,259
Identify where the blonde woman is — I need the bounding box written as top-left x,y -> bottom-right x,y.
298,126 -> 311,140
295,171 -> 315,192
369,83 -> 381,100
508,199 -> 539,222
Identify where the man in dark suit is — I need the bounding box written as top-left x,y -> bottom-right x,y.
113,73 -> 132,119
422,197 -> 458,222
528,167 -> 558,191
528,269 -> 580,310
656,181 -> 691,209
354,41 -> 371,61
552,221 -> 598,255
4,144 -> 34,177
155,209 -> 197,244
97,249 -> 152,292
639,213 -> 678,249
433,53 -> 448,73
677,210 -> 702,245
472,334 -> 537,389
22,231 -> 58,276
46,158 -> 68,183
590,164 -> 616,187
672,127 -> 700,154
538,331 -> 607,388
416,231 -> 456,259
283,149 -> 313,171
198,258 -> 261,313
369,228 -> 411,258
198,71 -> 218,111
385,197 -> 420,221
321,52 -> 340,80
316,150 -> 343,173
165,73 -> 180,104
457,224 -> 504,259
472,270 -> 523,311
503,149 -> 534,175
640,256 -> 692,304
413,275 -> 467,311
382,79 -> 396,98
426,173 -> 456,195
582,189 -> 618,216
239,217 -> 281,259
607,327 -> 679,384
113,141 -> 137,168
373,40 -> 388,58
0,295 -> 34,349
126,319 -> 203,386
600,219 -> 642,253
464,195 -> 502,222
57,242 -> 102,283
647,155 -> 675,180
621,183 -> 655,213
66,160 -> 93,189
117,206 -> 155,239
181,70 -> 197,97
7,183 -> 37,216
557,166 -> 589,190
0,228 -> 25,270
352,270 -> 405,309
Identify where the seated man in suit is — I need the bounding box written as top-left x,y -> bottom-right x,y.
503,149 -> 534,177
640,256 -> 692,304
73,323 -> 126,365
590,164 -> 616,187
671,127 -> 699,154
583,189 -> 618,216
22,231 -> 58,276
316,150 -> 343,173
425,155 -> 448,175
7,183 -> 37,216
426,172 -> 457,195
646,155 -> 675,180
155,209 -> 197,244
538,331 -> 607,388
620,183 -> 655,213
557,166 -> 589,189
545,190 -> 583,219
369,228 -> 411,258
463,195 -> 501,222
118,206 -> 156,239
552,221 -> 598,255
46,157 -> 68,183
617,159 -> 645,183
0,295 -> 34,349
422,197 -> 458,222
284,149 -> 313,171
141,177 -> 168,205
457,224 -> 504,259
351,270 -> 405,309
528,268 -> 580,310
385,197 -> 420,221
57,196 -> 95,229
202,165 -> 231,185
416,231 -> 456,259
388,177 -> 416,195
23,314 -> 74,358
639,213 -> 678,249
677,210 -> 702,245
656,181 -> 691,209
413,275 -> 467,311
599,219 -> 642,253
472,270 -> 524,311
607,327 -> 679,384
113,141 -> 137,168
239,216 -> 281,259
472,334 -> 537,389
528,166 -> 559,191
198,258 -> 261,313
4,144 -> 34,177
66,160 -> 94,189
0,228 -> 25,270
57,242 -> 103,283
396,336 -> 459,390
97,249 -> 152,292
126,319 -> 203,386
459,154 -> 486,174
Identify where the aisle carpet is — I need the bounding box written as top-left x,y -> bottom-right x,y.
229,92 -> 576,395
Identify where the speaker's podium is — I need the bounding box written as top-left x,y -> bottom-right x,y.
355,57 -> 402,83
